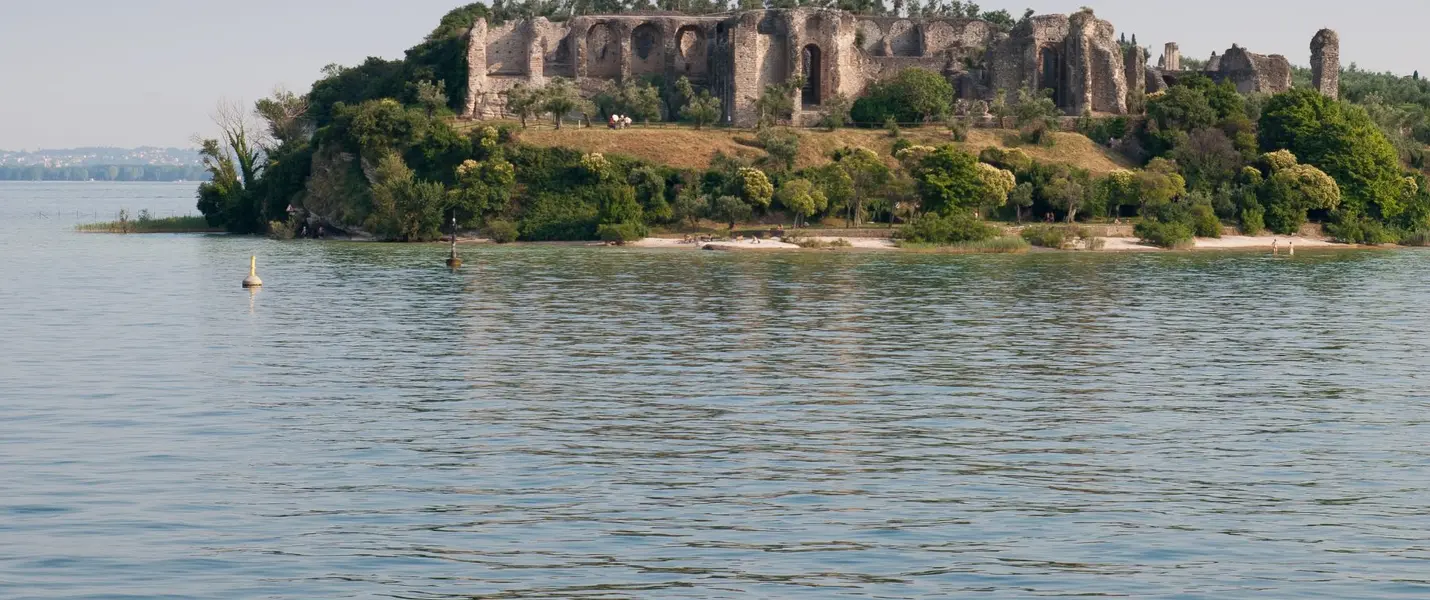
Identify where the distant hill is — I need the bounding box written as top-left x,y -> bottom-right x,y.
0,147 -> 201,168
0,147 -> 208,182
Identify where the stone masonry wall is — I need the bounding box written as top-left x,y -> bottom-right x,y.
1311,29 -> 1340,100
467,8 -> 1157,125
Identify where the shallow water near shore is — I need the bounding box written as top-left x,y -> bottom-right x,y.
4,182 -> 1430,599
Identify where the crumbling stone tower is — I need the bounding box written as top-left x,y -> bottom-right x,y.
1311,29 -> 1340,100
1163,42 -> 1180,71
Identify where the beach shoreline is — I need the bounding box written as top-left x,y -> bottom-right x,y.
443,232 -> 1375,253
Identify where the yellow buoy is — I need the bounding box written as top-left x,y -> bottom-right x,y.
242,256 -> 264,288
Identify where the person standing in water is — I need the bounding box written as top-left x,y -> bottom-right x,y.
1272,239 -> 1279,255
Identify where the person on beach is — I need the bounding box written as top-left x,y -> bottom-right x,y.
1272,239 -> 1279,255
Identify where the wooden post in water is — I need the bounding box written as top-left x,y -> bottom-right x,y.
445,211 -> 462,268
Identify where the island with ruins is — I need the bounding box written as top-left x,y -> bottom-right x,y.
461,7 -> 1339,126
182,2 -> 1430,253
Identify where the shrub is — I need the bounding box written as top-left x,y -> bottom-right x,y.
267,218 -> 296,240
898,237 -> 1030,253
1400,230 -> 1430,246
849,68 -> 954,125
1240,205 -> 1265,235
1325,216 -> 1394,245
790,236 -> 854,248
947,116 -> 969,142
1134,220 -> 1195,249
1020,224 -> 1069,248
596,221 -> 649,244
520,193 -> 599,241
885,116 -> 901,137
900,212 -> 1000,244
1189,203 -> 1222,238
1020,121 -> 1056,146
486,219 -> 519,243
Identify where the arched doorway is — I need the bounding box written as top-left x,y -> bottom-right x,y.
801,44 -> 822,106
1039,46 -> 1063,108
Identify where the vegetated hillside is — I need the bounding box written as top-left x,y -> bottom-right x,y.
506,125 -> 1133,174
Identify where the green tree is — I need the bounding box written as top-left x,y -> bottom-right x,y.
676,76 -> 722,129
541,78 -> 582,129
833,146 -> 892,225
1009,182 -> 1034,222
1045,175 -> 1087,222
849,68 -> 954,124
254,87 -> 313,147
757,126 -> 800,171
196,101 -> 264,233
332,98 -> 431,158
737,167 -> 774,209
1172,128 -> 1243,191
503,84 -> 543,128
776,178 -> 828,227
672,187 -> 709,228
450,128 -> 516,225
366,153 -> 446,241
711,195 -> 753,230
909,144 -> 983,216
628,166 -> 670,222
975,163 -> 1017,217
819,93 -> 853,130
412,79 -> 450,117
809,162 -> 854,221
1259,88 -> 1405,219
755,75 -> 805,125
1254,150 -> 1343,234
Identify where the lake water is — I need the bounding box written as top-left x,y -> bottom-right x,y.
4,181 -> 1430,599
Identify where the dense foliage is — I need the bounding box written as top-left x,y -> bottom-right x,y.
851,68 -> 955,125
191,2 -> 1430,249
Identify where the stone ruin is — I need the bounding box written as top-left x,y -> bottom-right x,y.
1148,31 -> 1343,99
1311,28 -> 1340,100
462,8 -> 1341,127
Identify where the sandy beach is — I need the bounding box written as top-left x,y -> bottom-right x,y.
1097,235 -> 1340,252
631,236 -> 899,251
630,233 -> 1344,252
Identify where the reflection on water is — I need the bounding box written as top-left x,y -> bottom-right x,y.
3,183 -> 1430,599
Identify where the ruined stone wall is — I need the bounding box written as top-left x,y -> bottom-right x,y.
485,22 -> 528,76
1311,29 -> 1340,100
465,8 -> 1139,124
989,13 -> 1126,115
990,15 -> 1069,105
1217,46 -> 1291,94
1065,11 -> 1126,114
1124,45 -> 1146,104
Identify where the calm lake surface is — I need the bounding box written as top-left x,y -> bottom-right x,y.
4,181 -> 1430,599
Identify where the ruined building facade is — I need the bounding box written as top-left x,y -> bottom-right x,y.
462,8 -> 1339,127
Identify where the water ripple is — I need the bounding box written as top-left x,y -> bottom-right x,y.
3,183 -> 1430,598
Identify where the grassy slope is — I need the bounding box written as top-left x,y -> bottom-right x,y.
500,123 -> 1133,174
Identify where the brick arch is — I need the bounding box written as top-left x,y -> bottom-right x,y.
675,25 -> 709,76
888,20 -> 920,57
857,20 -> 883,54
630,22 -> 664,77
586,22 -> 620,78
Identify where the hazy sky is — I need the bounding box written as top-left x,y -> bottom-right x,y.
1,0 -> 1425,149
